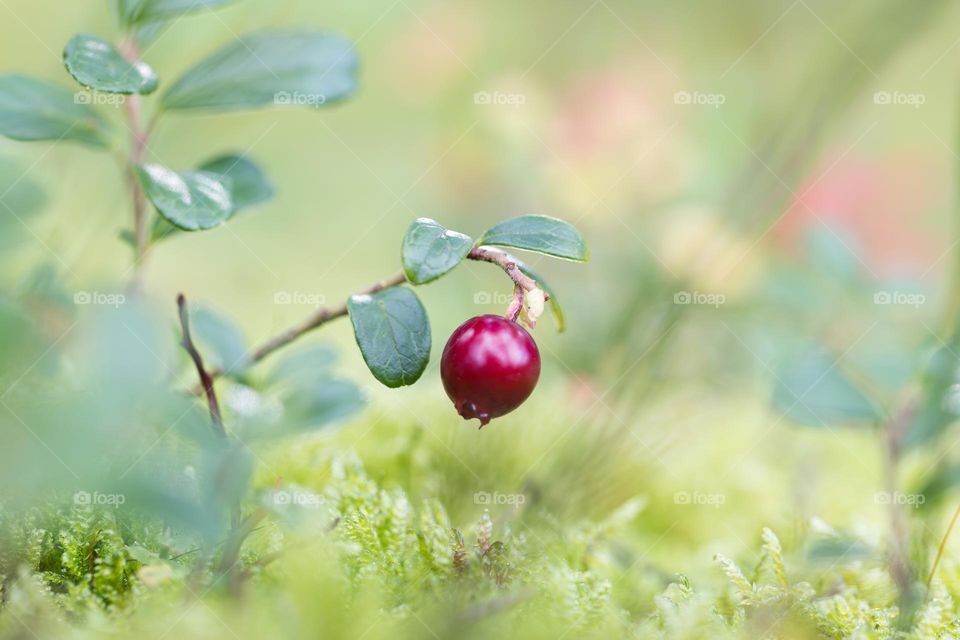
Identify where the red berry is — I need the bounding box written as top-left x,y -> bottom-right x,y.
440,315 -> 541,427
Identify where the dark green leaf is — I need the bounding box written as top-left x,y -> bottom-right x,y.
190,306 -> 248,376
63,34 -> 158,95
478,215 -> 588,261
0,74 -> 111,147
347,287 -> 430,388
198,154 -> 274,212
401,218 -> 473,284
135,164 -> 234,230
516,261 -> 565,332
116,0 -> 241,26
161,30 -> 358,112
771,348 -> 880,427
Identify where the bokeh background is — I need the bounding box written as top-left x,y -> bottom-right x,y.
3,0 -> 960,637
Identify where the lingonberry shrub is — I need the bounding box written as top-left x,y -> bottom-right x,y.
0,0 -> 587,566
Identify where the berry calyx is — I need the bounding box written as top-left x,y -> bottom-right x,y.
440,315 -> 541,427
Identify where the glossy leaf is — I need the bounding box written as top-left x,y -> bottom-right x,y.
161,30 -> 358,112
198,154 -> 274,212
116,0 -> 241,25
478,215 -> 588,261
0,74 -> 111,147
135,164 -> 234,230
401,218 -> 473,284
63,34 -> 158,95
347,287 -> 431,388
771,349 -> 880,427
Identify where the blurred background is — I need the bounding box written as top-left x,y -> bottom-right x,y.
3,0 -> 960,637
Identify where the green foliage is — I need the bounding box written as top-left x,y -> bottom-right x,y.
198,155 -> 275,213
114,0 -> 241,26
135,164 -> 234,230
160,31 -> 358,112
63,34 -> 158,94
478,215 -> 589,262
0,74 -> 111,146
347,288 -> 431,388
401,218 -> 474,285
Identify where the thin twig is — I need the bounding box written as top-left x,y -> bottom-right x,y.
118,35 -> 151,289
928,501 -> 960,588
200,248 -> 544,386
177,294 -> 226,437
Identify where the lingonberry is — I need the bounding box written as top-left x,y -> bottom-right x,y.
440,315 -> 541,427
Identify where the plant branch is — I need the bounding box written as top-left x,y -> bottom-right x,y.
199,246 -> 537,387
467,246 -> 538,292
178,294 -> 226,437
928,501 -> 960,588
118,36 -> 151,289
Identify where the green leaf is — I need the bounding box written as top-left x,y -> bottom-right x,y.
269,346 -> 339,385
402,218 -> 473,284
0,74 -> 112,147
516,261 -> 566,332
347,287 -> 431,388
478,215 -> 588,261
135,164 -> 234,230
161,30 -> 358,112
63,34 -> 158,95
190,306 -> 248,376
116,0 -> 241,26
771,348 -> 881,427
198,154 -> 274,212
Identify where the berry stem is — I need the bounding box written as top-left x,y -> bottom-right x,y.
467,246 -> 539,293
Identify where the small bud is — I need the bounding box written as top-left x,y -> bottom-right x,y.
524,287 -> 546,327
